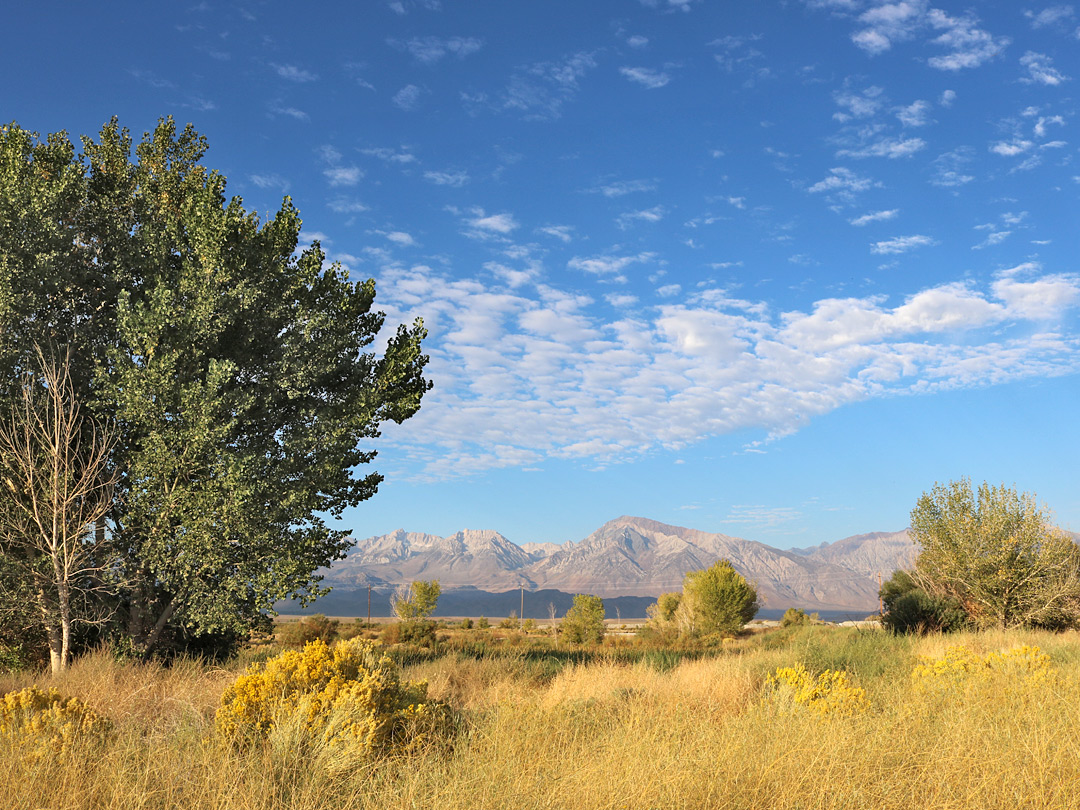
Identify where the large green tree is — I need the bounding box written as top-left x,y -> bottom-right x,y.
911,479 -> 1080,630
676,560 -> 759,636
0,118 -> 431,655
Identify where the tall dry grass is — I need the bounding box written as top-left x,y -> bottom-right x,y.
4,628 -> 1080,809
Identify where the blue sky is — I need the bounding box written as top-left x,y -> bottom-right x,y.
4,0 -> 1079,548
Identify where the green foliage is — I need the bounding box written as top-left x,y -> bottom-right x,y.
499,611 -> 521,630
522,618 -> 537,632
477,616 -> 490,630
0,119 -> 431,656
216,638 -> 449,757
911,479 -> 1080,629
647,592 -> 681,626
781,608 -> 810,627
561,594 -> 606,645
460,618 -> 474,630
393,581 -> 441,620
678,560 -> 759,636
880,570 -> 968,635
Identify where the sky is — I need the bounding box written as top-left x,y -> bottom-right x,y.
3,0 -> 1079,549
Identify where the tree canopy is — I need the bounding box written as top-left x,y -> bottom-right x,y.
0,118 -> 431,656
677,560 -> 759,636
911,479 -> 1080,630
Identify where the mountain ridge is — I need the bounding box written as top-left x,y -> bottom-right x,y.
323,516 -> 918,612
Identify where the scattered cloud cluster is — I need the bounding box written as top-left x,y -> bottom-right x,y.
373,258 -> 1080,479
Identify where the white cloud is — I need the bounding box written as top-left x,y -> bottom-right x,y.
464,209 -> 519,235
838,136 -> 926,159
384,231 -> 416,246
870,234 -> 936,254
373,262 -> 1080,479
503,51 -> 598,120
1034,115 -> 1065,137
1020,51 -> 1069,85
926,9 -> 1010,70
851,1 -> 926,54
807,166 -> 876,194
393,36 -> 483,64
990,139 -> 1034,156
424,170 -> 470,186
362,147 -> 418,164
323,166 -> 363,186
619,66 -> 671,88
567,253 -> 654,278
931,147 -> 975,186
268,102 -> 308,121
616,206 -> 665,229
538,225 -> 574,242
833,86 -> 884,120
274,64 -> 317,82
393,84 -> 422,110
589,179 -> 656,197
940,89 -> 956,106
849,209 -> 899,226
1026,5 -> 1075,29
972,230 -> 1011,249
896,99 -> 931,126
627,35 -> 649,48
327,197 -> 369,214
657,283 -> 682,297
249,173 -> 289,191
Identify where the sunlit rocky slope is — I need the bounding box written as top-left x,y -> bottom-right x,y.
324,516 -> 917,612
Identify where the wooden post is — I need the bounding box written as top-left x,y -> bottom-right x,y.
877,572 -> 882,616
520,586 -> 524,622
367,585 -> 372,626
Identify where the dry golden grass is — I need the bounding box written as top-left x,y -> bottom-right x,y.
4,628 -> 1080,809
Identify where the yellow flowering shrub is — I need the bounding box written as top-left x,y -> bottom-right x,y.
911,644 -> 1056,696
0,687 -> 111,760
216,638 -> 449,756
762,664 -> 869,717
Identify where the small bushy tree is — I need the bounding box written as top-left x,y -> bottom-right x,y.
880,570 -> 968,634
677,560 -> 759,637
911,479 -> 1080,629
392,580 -> 441,620
561,594 -> 605,644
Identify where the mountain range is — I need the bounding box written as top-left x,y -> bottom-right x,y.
322,516 -> 918,612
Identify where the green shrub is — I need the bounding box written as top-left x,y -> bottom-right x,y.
460,618 -> 474,630
562,595 -> 606,644
881,571 -> 968,634
781,608 -> 811,627
278,614 -> 340,646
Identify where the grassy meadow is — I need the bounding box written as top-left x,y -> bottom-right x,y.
3,623 -> 1080,810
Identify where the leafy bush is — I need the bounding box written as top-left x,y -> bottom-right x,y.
561,595 -> 606,644
781,608 -> 811,627
1,687 -> 111,760
460,618 -> 474,630
216,638 -> 450,757
499,611 -> 521,630
881,571 -> 968,634
762,665 -> 869,717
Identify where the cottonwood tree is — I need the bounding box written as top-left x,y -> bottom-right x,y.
391,580 -> 441,620
0,118 -> 431,656
561,594 -> 605,644
0,349 -> 117,672
911,479 -> 1080,630
676,560 -> 759,637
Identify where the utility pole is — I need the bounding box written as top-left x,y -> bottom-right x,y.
877,572 -> 882,616
367,585 -> 372,626
520,586 -> 524,622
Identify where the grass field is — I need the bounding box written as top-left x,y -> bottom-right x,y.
3,624 -> 1079,809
